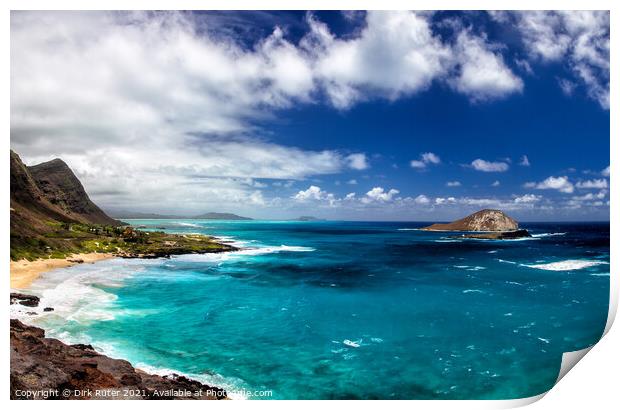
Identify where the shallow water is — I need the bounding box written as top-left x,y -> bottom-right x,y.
13,220 -> 609,399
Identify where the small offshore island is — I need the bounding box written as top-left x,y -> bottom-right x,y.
421,209 -> 532,240
10,150 -> 233,399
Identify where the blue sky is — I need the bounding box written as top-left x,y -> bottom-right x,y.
10,11 -> 609,221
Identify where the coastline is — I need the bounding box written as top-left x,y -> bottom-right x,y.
10,319 -> 227,400
10,252 -> 115,289
10,239 -> 239,400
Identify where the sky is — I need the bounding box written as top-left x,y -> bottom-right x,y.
10,10 -> 610,221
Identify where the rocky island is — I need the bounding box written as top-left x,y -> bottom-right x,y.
421,209 -> 531,240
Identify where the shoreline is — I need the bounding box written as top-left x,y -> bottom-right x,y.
10,318 -> 227,400
10,242 -> 239,399
10,252 -> 115,289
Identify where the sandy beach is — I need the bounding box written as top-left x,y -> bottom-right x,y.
10,253 -> 114,289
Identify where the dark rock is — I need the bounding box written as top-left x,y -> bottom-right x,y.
455,229 -> 532,240
43,307 -> 54,312
72,343 -> 95,351
10,292 -> 40,307
10,319 -> 226,400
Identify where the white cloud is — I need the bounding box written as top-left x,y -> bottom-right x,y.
526,176 -> 574,193
347,179 -> 358,185
446,181 -> 461,187
294,185 -> 327,201
576,179 -> 608,189
570,190 -> 607,205
421,152 -> 441,164
601,166 -> 610,177
346,153 -> 369,170
9,11 -> 608,217
450,29 -> 523,101
471,159 -> 509,172
345,193 -> 356,200
292,185 -> 336,206
414,194 -> 430,204
491,180 -> 501,187
304,11 -> 453,108
519,155 -> 531,167
410,152 -> 441,169
499,11 -> 609,108
435,197 -> 456,205
514,194 -> 541,203
362,187 -> 400,203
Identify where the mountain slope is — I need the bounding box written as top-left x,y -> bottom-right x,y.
10,151 -> 79,237
10,150 -> 122,259
421,209 -> 519,232
28,157 -> 118,225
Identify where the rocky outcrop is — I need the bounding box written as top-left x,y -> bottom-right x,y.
453,229 -> 531,240
28,157 -> 120,226
10,319 -> 227,400
11,150 -> 121,228
421,209 -> 520,232
10,293 -> 40,307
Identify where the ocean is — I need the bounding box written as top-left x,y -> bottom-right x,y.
12,220 -> 610,399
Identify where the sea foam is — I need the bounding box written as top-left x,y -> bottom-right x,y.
523,260 -> 609,271
531,232 -> 567,238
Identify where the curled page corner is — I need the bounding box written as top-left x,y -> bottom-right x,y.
555,346 -> 594,384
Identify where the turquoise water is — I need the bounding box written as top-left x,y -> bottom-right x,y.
15,220 -> 609,399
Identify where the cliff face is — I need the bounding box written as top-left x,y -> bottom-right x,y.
28,157 -> 119,225
10,150 -> 121,232
10,150 -> 122,259
422,209 -> 519,232
10,319 -> 226,400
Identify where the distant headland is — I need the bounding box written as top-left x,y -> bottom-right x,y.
108,210 -> 252,221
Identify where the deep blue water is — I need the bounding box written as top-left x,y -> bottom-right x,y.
17,220 -> 610,399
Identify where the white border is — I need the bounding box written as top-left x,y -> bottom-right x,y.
2,0 -> 616,408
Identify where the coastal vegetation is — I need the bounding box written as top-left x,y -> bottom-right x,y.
10,150 -> 235,261
11,222 -> 234,261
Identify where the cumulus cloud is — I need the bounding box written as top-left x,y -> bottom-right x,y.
414,194 -> 431,204
491,180 -> 501,187
346,153 -> 369,170
362,187 -> 400,203
576,179 -> 608,189
450,29 -> 523,101
571,190 -> 607,202
446,181 -> 461,187
9,11 -> 607,216
435,197 -> 457,205
304,11 -> 453,108
494,11 -> 609,108
294,185 -> 327,200
514,194 -> 541,203
292,185 -> 336,206
11,11 -> 352,212
410,152 -> 441,169
525,176 -> 574,193
601,166 -> 610,177
470,159 -> 509,172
